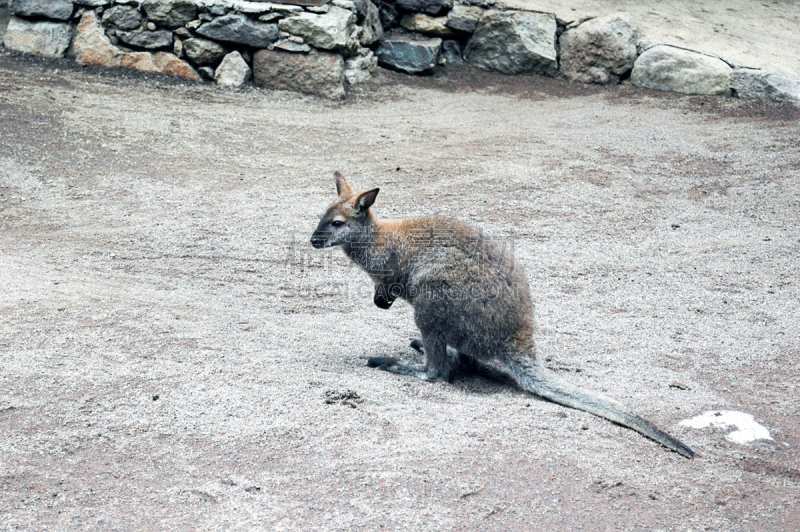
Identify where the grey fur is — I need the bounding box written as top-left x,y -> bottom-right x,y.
311,172 -> 694,458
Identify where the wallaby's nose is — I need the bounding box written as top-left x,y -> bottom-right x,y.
310,235 -> 324,249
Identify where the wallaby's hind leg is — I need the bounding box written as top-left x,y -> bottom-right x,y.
368,333 -> 455,382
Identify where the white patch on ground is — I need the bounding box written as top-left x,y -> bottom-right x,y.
680,411 -> 773,444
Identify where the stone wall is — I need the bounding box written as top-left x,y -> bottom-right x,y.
1,0 -> 799,105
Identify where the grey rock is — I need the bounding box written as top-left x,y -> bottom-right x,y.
465,10 -> 557,76
278,6 -> 355,51
208,5 -> 227,17
401,14 -> 455,37
375,33 -> 441,74
141,0 -> 196,29
378,2 -> 399,29
117,29 -> 173,49
102,5 -> 144,31
258,13 -> 283,23
73,0 -> 112,6
631,45 -> 731,95
306,5 -> 330,14
459,0 -> 495,7
197,65 -> 215,80
9,0 -> 73,20
442,39 -> 463,65
559,12 -> 639,84
197,13 -> 278,48
183,37 -> 227,66
3,16 -> 72,57
215,50 -> 251,87
344,48 -> 377,85
445,4 -> 482,33
358,0 -> 382,46
253,48 -> 347,99
228,1 -> 273,15
731,68 -> 800,106
273,39 -> 312,53
394,0 -> 452,17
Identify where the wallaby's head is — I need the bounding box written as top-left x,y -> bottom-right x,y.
310,171 -> 379,249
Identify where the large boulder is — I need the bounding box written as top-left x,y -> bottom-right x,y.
253,48 -> 346,99
278,7 -> 355,51
69,11 -> 121,66
197,13 -> 279,48
215,51 -> 251,87
183,37 -> 227,66
465,10 -> 557,76
9,0 -> 73,21
375,33 -> 441,74
141,0 -> 196,29
559,12 -> 639,84
117,29 -> 174,49
102,5 -> 144,31
731,69 -> 800,106
394,0 -> 452,17
3,16 -> 72,58
631,45 -> 731,95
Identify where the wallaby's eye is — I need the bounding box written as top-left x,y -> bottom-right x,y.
330,220 -> 345,228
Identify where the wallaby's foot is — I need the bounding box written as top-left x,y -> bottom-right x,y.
367,356 -> 449,382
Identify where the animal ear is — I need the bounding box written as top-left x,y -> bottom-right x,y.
354,188 -> 379,215
334,171 -> 354,198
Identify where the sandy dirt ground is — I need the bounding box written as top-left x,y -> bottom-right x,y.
1,50 -> 799,531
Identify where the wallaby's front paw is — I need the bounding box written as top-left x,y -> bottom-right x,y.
367,357 -> 399,369
374,293 -> 394,309
409,339 -> 424,353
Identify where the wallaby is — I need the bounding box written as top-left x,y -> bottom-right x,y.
310,172 -> 694,458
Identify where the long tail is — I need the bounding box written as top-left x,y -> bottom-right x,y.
506,357 -> 694,458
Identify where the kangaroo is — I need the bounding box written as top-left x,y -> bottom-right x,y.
310,172 -> 694,458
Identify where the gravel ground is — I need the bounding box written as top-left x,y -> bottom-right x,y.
1,50 -> 799,531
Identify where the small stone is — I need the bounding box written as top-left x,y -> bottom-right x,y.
445,4 -> 483,33
146,21 -> 157,31
183,37 -> 227,66
173,37 -> 183,57
73,0 -> 112,6
344,48 -> 376,85
197,66 -> 215,80
442,39 -> 463,65
142,0 -> 197,29
401,14 -> 455,37
117,29 -> 174,49
102,5 -> 144,31
357,0 -> 382,46
306,4 -> 330,13
395,0 -> 452,17
258,13 -> 283,23
273,40 -> 312,53
215,51 -> 252,87
375,33 -> 442,74
174,27 -> 190,38
669,381 -> 690,390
